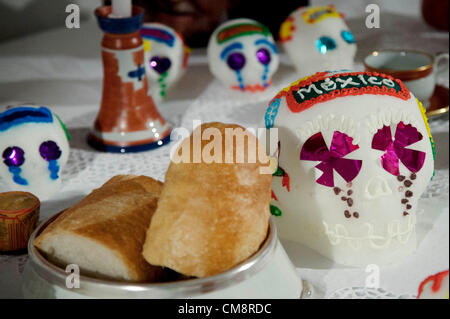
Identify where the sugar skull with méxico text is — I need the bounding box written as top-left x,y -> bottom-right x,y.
265,71 -> 434,266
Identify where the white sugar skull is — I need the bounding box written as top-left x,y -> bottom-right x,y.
141,23 -> 190,101
0,106 -> 70,200
207,18 -> 279,92
280,5 -> 356,77
264,71 -> 435,266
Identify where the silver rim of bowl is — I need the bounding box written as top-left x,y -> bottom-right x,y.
27,212 -> 277,297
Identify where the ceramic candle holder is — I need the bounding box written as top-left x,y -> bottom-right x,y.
89,6 -> 172,153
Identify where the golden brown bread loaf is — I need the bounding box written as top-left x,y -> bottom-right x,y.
143,122 -> 272,278
34,175 -> 165,283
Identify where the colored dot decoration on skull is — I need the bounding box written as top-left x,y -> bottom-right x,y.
256,48 -> 271,65
227,52 -> 246,70
332,184 -> 359,219
2,146 -> 25,167
39,141 -> 62,180
157,71 -> 169,98
2,147 -> 28,186
235,70 -> 245,90
262,64 -> 269,88
341,30 -> 355,44
149,56 -> 172,74
216,23 -> 270,44
39,141 -> 62,161
316,36 -> 336,54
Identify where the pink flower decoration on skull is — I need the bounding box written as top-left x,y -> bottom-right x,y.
372,121 -> 425,176
300,131 -> 362,187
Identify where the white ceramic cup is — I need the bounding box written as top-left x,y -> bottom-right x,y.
364,49 -> 449,107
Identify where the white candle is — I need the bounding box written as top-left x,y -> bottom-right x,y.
111,0 -> 132,18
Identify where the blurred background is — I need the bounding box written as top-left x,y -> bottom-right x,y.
0,0 -> 448,46
0,0 -> 448,107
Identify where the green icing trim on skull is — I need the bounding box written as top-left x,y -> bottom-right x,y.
216,23 -> 270,44
158,71 -> 168,98
55,114 -> 71,142
273,166 -> 284,176
270,204 -> 282,217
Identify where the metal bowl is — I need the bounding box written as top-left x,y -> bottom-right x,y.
23,213 -> 304,299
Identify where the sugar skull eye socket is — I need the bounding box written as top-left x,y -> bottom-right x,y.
256,48 -> 271,65
39,141 -> 62,161
372,122 -> 425,176
300,131 -> 362,187
316,36 -> 336,54
2,146 -> 25,167
341,30 -> 355,44
226,52 -> 246,70
149,56 -> 172,74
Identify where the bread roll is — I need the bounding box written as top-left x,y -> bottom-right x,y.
143,122 -> 271,277
34,175 -> 165,283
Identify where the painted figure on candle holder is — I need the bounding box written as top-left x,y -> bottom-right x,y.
90,5 -> 171,153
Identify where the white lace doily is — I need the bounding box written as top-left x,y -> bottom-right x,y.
327,287 -> 416,299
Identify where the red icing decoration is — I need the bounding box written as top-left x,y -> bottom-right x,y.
279,17 -> 296,43
231,81 -> 272,92
282,172 -> 290,192
271,71 -> 410,115
417,270 -> 449,298
271,190 -> 278,201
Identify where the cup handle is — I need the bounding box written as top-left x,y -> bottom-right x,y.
434,52 -> 449,78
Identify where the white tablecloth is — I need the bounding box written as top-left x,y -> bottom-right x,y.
0,1 -> 448,299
